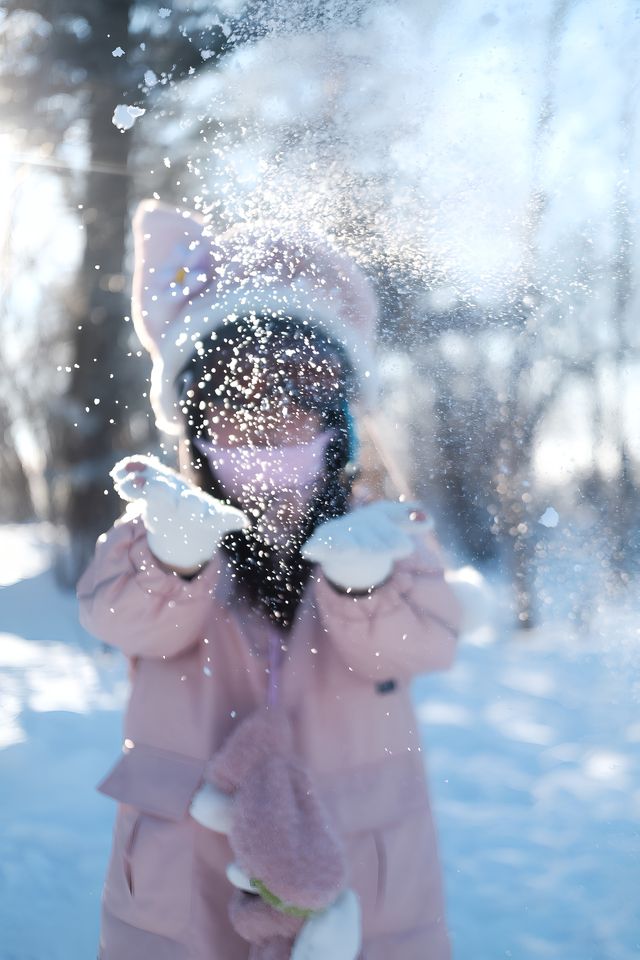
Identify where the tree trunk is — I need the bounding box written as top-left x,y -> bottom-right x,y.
608,65 -> 637,581
494,0 -> 572,630
49,0 -> 138,585
0,402 -> 35,522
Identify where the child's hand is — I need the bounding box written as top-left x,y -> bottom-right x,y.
110,454 -> 250,570
301,501 -> 433,592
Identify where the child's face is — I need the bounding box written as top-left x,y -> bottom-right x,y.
203,400 -> 323,449
183,323 -> 345,452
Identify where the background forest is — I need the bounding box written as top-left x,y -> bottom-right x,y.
1,0 -> 639,626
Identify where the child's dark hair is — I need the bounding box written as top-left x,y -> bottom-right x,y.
177,315 -> 357,630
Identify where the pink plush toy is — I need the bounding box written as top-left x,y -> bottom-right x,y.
190,707 -> 362,960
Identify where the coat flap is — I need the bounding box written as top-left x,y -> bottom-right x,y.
97,742 -> 205,821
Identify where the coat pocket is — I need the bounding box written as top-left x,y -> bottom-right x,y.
99,743 -> 204,940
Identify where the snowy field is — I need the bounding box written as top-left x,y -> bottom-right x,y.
0,523 -> 638,960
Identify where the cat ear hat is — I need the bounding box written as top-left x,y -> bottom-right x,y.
131,200 -> 379,436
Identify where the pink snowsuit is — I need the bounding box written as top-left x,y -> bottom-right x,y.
77,511 -> 462,960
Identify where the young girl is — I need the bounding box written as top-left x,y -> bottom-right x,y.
77,201 -> 463,960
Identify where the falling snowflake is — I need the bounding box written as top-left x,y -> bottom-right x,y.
539,507 -> 559,528
112,104 -> 146,131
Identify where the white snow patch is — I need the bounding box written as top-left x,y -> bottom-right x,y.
0,685 -> 25,748
0,633 -> 126,714
541,741 -> 583,763
501,667 -> 556,698
416,700 -> 472,726
583,750 -> 630,785
625,722 -> 640,743
484,700 -> 556,745
0,524 -> 53,585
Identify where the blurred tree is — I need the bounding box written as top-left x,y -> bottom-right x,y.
410,334 -> 502,565
0,395 -> 33,521
0,0 -> 230,580
1,0 -> 638,619
606,59 -> 639,581
489,0 -> 573,628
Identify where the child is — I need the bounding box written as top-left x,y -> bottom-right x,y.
77,201 -> 463,960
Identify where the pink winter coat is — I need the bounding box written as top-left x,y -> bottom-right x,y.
77,511 -> 462,960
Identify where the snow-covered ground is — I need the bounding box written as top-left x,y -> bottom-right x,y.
0,524 -> 638,960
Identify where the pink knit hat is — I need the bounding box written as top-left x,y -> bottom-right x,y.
131,200 -> 379,435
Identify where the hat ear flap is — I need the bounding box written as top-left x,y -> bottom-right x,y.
131,199 -> 208,356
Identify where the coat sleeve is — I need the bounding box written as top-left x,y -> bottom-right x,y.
76,512 -> 222,659
312,532 -> 462,683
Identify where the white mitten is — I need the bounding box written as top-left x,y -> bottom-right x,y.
110,454 -> 249,569
189,782 -> 234,834
444,565 -> 492,635
301,501 -> 433,591
291,888 -> 362,960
